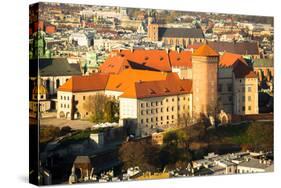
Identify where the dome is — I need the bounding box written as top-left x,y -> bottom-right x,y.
32,85 -> 48,95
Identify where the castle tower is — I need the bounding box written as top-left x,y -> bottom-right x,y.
192,45 -> 219,119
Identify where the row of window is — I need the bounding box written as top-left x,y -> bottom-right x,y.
218,84 -> 233,92
140,105 -> 189,115
144,121 -> 176,129
163,38 -> 203,45
61,103 -> 70,109
140,115 -> 176,124
33,95 -> 45,100
140,97 -> 189,108
60,95 -> 70,100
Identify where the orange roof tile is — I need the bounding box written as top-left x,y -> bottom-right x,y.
105,69 -> 176,92
116,49 -> 172,72
99,56 -> 131,74
120,78 -> 192,99
219,52 -> 245,67
169,50 -> 192,68
192,44 -> 219,57
58,73 -> 110,92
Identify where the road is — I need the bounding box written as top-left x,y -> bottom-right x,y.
40,117 -> 93,130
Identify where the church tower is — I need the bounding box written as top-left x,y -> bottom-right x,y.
192,45 -> 219,119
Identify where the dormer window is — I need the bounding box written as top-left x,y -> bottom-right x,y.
160,57 -> 164,61
144,56 -> 149,61
149,89 -> 156,94
180,87 -> 185,92
116,83 -> 122,88
164,88 -> 170,93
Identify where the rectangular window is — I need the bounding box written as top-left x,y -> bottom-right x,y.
83,96 -> 86,100
248,96 -> 251,102
242,106 -> 245,111
218,84 -> 222,92
141,103 -> 144,108
248,86 -> 252,92
229,96 -> 233,102
248,106 -> 252,111
227,84 -> 232,92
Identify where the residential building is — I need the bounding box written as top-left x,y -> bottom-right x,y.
69,31 -> 94,47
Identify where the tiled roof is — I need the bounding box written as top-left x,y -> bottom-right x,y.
208,41 -> 259,55
219,52 -> 245,67
233,59 -> 257,79
158,27 -> 205,39
193,44 -> 219,57
105,69 -> 171,92
99,56 -> 131,74
120,77 -> 192,99
189,41 -> 260,55
30,58 -> 82,77
58,73 -> 110,92
104,49 -> 193,73
117,49 -> 172,72
169,51 -> 192,68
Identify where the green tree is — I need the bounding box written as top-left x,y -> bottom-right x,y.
83,94 -> 119,123
119,140 -> 160,172
245,123 -> 273,152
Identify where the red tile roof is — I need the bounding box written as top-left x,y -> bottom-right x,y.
120,77 -> 192,99
99,56 -> 131,74
105,69 -> 174,92
233,59 -> 257,79
103,49 -> 193,73
193,44 -> 219,57
169,50 -> 192,68
58,73 -> 110,92
119,49 -> 172,72
219,52 -> 246,67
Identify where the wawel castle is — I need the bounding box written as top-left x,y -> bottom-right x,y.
56,45 -> 259,136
